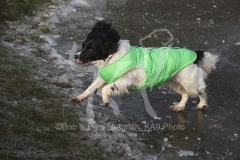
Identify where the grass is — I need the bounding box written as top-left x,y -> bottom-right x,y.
0,46 -> 54,156
0,0 -> 52,22
0,45 -> 106,159
0,1 -> 109,159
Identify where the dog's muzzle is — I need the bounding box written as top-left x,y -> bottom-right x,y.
74,54 -> 89,65
74,55 -> 79,60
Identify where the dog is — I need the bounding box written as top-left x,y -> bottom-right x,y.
71,19 -> 219,112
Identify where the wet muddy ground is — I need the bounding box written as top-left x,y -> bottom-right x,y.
1,0 -> 240,159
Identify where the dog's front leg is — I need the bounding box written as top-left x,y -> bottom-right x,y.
71,77 -> 106,102
101,69 -> 145,106
101,77 -> 136,106
102,82 -> 129,106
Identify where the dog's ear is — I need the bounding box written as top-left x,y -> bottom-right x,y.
88,19 -> 114,37
94,19 -> 120,56
101,23 -> 120,57
87,19 -> 120,59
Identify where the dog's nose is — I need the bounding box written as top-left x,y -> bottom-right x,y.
74,55 -> 79,60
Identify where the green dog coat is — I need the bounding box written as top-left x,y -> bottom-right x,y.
99,46 -> 197,90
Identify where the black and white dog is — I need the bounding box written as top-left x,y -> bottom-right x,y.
72,19 -> 219,112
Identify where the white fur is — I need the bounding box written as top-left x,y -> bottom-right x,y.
105,40 -> 131,65
72,40 -> 219,112
199,52 -> 219,74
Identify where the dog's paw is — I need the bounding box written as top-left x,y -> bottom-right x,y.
71,96 -> 88,103
103,102 -> 110,106
169,105 -> 185,112
102,91 -> 110,106
195,104 -> 208,110
102,96 -> 110,106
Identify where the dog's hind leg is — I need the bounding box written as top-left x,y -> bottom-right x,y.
168,81 -> 189,112
170,64 -> 209,111
196,88 -> 208,110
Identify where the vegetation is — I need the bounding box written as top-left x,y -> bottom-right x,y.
0,1 -> 106,159
0,0 -> 52,22
0,45 -> 73,159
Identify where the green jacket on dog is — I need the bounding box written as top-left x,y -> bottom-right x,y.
99,46 -> 197,90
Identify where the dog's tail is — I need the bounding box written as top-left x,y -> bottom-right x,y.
194,50 -> 219,74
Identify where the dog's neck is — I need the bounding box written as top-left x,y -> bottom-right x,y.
92,40 -> 131,67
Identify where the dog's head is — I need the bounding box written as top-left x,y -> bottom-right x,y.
74,19 -> 120,65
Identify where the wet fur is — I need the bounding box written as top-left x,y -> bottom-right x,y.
72,20 -> 219,112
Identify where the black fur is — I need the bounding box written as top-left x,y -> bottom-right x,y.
111,84 -> 118,92
111,87 -> 115,91
193,50 -> 205,65
75,19 -> 120,63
